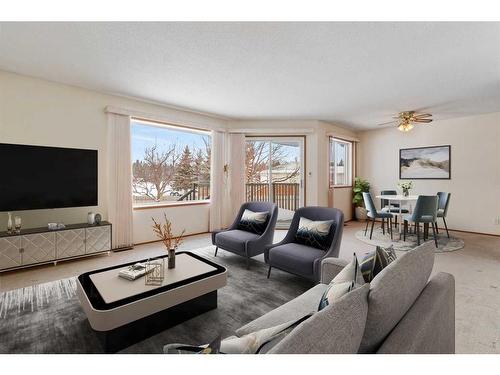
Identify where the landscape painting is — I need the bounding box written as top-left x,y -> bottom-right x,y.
400,145 -> 451,179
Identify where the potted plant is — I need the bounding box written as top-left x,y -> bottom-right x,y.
353,177 -> 370,221
152,213 -> 185,269
397,181 -> 414,197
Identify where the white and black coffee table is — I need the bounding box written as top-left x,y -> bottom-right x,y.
76,251 -> 227,352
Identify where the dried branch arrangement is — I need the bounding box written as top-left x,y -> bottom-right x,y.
151,213 -> 185,250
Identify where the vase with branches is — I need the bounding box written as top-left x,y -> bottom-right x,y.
152,213 -> 185,269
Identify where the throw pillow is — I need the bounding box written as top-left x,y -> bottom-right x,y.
237,209 -> 269,235
163,314 -> 312,354
360,245 -> 397,283
294,217 -> 335,250
318,253 -> 361,311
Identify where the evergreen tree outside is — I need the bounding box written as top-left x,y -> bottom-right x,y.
172,145 -> 196,192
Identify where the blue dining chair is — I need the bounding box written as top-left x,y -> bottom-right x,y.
380,190 -> 409,228
362,192 -> 393,240
436,192 -> 451,238
402,195 -> 438,247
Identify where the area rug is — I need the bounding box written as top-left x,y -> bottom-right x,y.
0,246 -> 312,354
355,227 -> 464,252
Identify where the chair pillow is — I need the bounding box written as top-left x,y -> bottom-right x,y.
237,209 -> 269,235
294,217 -> 335,250
318,253 -> 362,311
360,245 -> 396,283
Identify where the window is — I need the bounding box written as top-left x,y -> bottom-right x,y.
329,137 -> 353,187
131,119 -> 211,208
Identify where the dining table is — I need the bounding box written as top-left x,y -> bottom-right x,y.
375,194 -> 419,234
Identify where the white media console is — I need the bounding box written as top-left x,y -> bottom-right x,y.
0,221 -> 112,272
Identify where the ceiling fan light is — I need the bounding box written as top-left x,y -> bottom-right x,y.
398,122 -> 414,132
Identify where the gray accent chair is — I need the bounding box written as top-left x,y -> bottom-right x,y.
436,192 -> 451,238
363,192 -> 393,240
402,195 -> 438,247
264,207 -> 344,283
380,189 -> 409,228
234,241 -> 455,354
211,201 -> 278,269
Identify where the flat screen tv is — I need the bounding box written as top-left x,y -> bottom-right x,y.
0,143 -> 98,211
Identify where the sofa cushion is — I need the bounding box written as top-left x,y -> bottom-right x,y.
358,241 -> 435,353
235,283 -> 328,337
360,245 -> 397,283
215,230 -> 260,253
268,242 -> 325,276
237,209 -> 269,235
294,217 -> 335,250
269,284 -> 370,354
318,253 -> 361,310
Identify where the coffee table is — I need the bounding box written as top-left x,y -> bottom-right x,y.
76,251 -> 227,352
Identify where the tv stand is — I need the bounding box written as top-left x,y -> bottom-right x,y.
0,221 -> 112,272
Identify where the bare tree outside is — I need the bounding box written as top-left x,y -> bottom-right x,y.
131,122 -> 211,206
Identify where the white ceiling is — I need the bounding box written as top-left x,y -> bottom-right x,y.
1,22 -> 499,129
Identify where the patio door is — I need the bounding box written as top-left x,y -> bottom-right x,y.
245,137 -> 305,229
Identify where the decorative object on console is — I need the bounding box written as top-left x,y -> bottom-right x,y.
48,223 -> 58,230
145,259 -> 165,285
87,212 -> 95,225
94,213 -> 102,225
397,180 -> 413,197
152,213 -> 185,270
7,212 -> 13,234
400,145 -> 451,179
14,216 -> 21,234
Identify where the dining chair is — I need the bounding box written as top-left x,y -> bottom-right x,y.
402,195 -> 438,247
436,192 -> 451,238
380,189 -> 409,228
362,192 -> 393,240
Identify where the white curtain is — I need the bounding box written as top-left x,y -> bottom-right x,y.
107,113 -> 134,249
209,130 -> 226,231
224,133 -> 246,226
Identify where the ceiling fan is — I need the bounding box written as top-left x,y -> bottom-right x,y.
377,111 -> 433,132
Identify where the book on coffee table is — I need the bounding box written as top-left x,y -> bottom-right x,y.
118,262 -> 151,281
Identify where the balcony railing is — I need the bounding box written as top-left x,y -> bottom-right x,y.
246,182 -> 300,211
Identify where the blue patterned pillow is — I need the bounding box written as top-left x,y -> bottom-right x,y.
237,209 -> 269,235
294,217 -> 335,250
360,245 -> 397,283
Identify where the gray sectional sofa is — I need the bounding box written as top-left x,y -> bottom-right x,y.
235,241 -> 455,354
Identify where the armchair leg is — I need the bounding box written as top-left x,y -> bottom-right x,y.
443,217 -> 450,238
403,220 -> 407,241
214,246 -> 218,257
370,218 -> 375,240
246,257 -> 250,270
382,218 -> 385,235
267,265 -> 272,279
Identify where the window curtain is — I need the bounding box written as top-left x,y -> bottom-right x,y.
224,133 -> 246,226
107,113 -> 134,249
209,130 -> 226,231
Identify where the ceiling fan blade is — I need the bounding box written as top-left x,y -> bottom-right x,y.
377,120 -> 398,126
413,119 -> 433,123
412,113 -> 432,118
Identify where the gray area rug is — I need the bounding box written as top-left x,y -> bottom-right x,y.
355,227 -> 464,252
0,246 -> 312,354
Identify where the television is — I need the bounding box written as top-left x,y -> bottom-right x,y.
0,143 -> 98,211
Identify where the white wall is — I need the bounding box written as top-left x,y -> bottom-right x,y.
357,112 -> 500,235
0,70 -> 228,243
